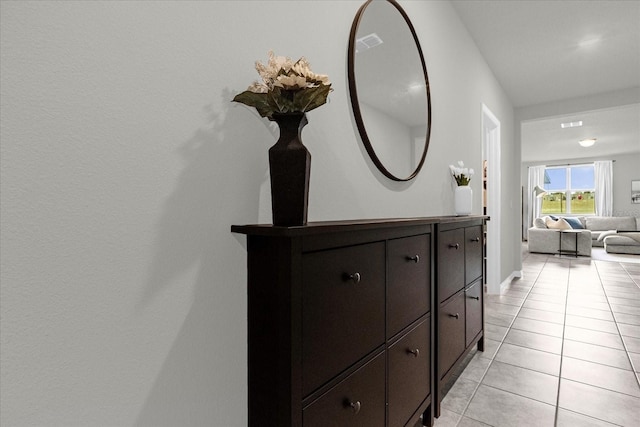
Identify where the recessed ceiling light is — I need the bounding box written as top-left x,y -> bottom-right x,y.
579,37 -> 602,49
561,121 -> 583,128
579,138 -> 596,147
407,82 -> 424,94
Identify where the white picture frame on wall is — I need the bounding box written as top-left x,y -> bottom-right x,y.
632,180 -> 640,204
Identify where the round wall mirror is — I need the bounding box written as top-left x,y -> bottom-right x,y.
348,0 -> 431,181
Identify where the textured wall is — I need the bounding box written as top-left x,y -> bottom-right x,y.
0,1 -> 516,425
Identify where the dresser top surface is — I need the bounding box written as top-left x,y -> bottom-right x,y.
231,215 -> 488,237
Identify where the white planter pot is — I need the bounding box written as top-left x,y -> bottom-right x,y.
454,185 -> 472,215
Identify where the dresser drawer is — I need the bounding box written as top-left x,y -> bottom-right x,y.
388,234 -> 430,338
465,280 -> 483,347
388,317 -> 431,427
438,292 -> 465,379
302,242 -> 385,396
303,352 -> 385,427
437,229 -> 465,303
465,226 -> 483,285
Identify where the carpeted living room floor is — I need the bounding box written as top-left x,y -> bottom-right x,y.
590,247 -> 640,264
521,241 -> 640,264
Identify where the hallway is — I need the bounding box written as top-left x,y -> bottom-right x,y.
435,252 -> 640,426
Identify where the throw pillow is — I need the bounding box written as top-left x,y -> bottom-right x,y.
564,217 -> 584,229
534,217 -> 547,228
597,230 -> 617,241
578,216 -> 587,228
546,217 -> 572,230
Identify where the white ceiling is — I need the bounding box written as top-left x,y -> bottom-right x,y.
451,0 -> 640,162
521,103 -> 640,163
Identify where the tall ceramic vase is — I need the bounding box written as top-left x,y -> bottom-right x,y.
268,112 -> 311,226
454,185 -> 472,216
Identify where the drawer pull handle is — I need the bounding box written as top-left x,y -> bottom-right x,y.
349,400 -> 361,414
347,272 -> 361,284
469,296 -> 480,300
471,237 -> 480,242
449,313 -> 460,319
407,254 -> 420,263
449,243 -> 460,250
408,348 -> 420,357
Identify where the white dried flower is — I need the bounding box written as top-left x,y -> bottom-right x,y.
273,74 -> 308,90
247,81 -> 269,94
233,51 -> 333,118
449,160 -> 473,186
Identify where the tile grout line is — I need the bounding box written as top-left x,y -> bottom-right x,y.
452,257 -> 549,427
595,261 -> 640,389
552,257 -> 573,427
442,252 -> 639,427
618,262 -> 640,379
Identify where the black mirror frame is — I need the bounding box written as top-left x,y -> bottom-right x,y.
348,0 -> 432,182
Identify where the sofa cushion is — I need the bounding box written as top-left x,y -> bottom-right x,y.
585,216 -> 637,231
546,217 -> 572,230
604,233 -> 640,255
604,235 -> 640,246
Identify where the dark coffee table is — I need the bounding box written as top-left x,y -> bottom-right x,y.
557,229 -> 582,258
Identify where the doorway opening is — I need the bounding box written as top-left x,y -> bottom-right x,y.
482,104 -> 501,295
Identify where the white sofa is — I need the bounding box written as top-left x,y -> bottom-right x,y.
527,216 -> 640,256
604,232 -> 640,255
528,218 -> 591,256
585,216 -> 638,247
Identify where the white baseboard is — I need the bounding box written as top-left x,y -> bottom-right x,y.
499,270 -> 523,293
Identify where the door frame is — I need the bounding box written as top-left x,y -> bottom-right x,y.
482,104 -> 501,295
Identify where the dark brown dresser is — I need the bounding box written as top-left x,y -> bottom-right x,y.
434,218 -> 485,417
232,216 -> 486,426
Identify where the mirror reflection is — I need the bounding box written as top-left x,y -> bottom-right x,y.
349,0 -> 431,181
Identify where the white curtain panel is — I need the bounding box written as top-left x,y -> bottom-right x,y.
594,160 -> 613,216
528,165 -> 546,230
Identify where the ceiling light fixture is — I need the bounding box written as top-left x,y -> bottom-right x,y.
579,37 -> 602,49
579,138 -> 596,147
561,121 -> 583,128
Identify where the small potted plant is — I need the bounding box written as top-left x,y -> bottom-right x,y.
449,161 -> 474,215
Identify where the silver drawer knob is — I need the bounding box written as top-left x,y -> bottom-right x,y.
408,348 -> 420,358
468,296 -> 480,300
449,313 -> 460,319
471,237 -> 480,242
407,254 -> 420,263
449,243 -> 460,250
347,272 -> 361,284
349,400 -> 361,414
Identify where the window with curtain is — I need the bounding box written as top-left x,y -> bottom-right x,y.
541,164 -> 595,214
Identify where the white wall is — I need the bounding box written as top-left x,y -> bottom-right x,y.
360,102 -> 414,178
0,1 -> 516,425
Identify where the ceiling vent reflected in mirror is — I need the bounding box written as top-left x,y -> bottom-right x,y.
356,33 -> 384,53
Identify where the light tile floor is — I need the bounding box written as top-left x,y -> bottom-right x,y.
434,251 -> 640,427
